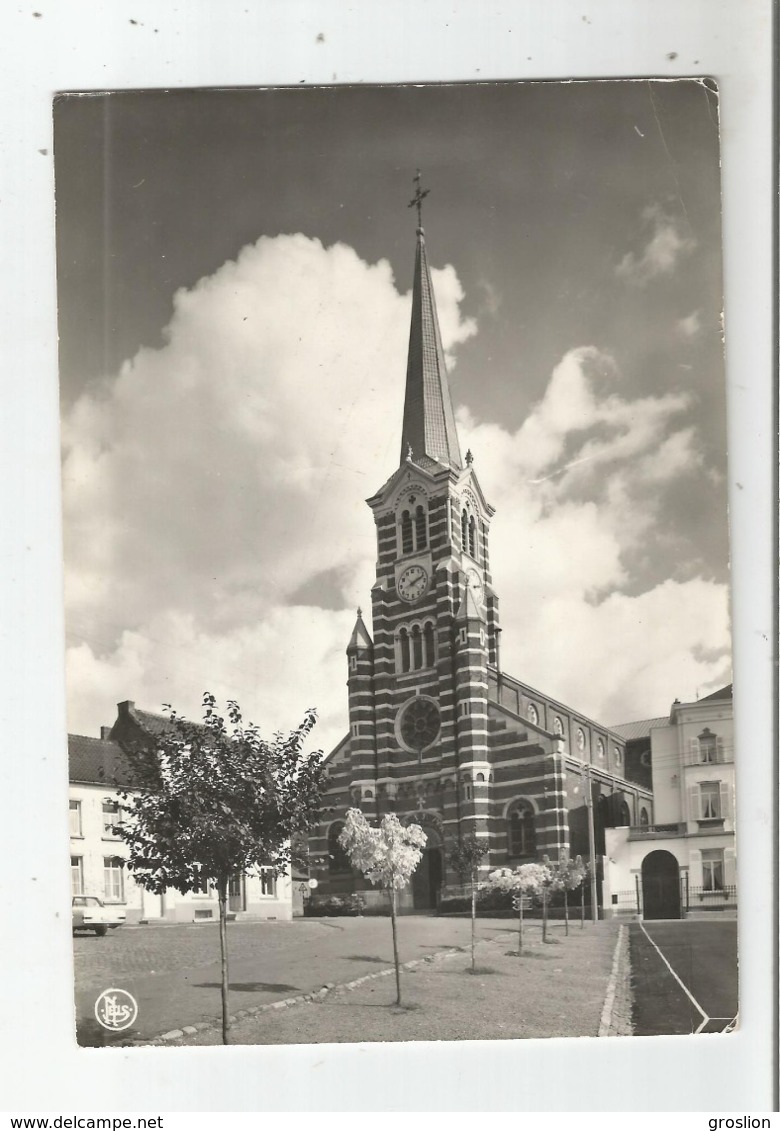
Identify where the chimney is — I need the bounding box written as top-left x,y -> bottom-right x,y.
100,726 -> 112,740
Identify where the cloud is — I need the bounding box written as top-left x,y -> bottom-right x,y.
63,240 -> 729,752
616,203 -> 697,286
458,346 -> 728,718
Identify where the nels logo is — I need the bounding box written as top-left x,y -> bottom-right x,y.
94,988 -> 138,1031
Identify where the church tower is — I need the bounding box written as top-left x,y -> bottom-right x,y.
310,175 -> 654,913
341,174 -> 500,903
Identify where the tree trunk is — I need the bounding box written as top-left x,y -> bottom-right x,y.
217,877 -> 230,1044
581,882 -> 585,928
517,891 -> 524,954
470,872 -> 477,972
542,887 -> 548,943
389,887 -> 402,1005
563,888 -> 569,936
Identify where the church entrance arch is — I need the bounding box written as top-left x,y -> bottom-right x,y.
404,813 -> 443,911
641,850 -> 681,920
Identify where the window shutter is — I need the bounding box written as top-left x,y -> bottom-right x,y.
716,736 -> 725,763
687,785 -> 700,821
719,782 -> 731,821
688,737 -> 700,765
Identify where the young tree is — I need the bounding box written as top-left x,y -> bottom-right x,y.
338,809 -> 426,1005
486,862 -> 551,954
447,835 -> 489,973
552,853 -> 587,936
114,693 -> 325,1044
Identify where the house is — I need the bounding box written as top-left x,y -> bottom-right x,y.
602,684 -> 736,919
308,201 -> 654,911
68,700 -> 293,923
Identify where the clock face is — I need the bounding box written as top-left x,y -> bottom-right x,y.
466,567 -> 484,603
397,564 -> 429,602
398,698 -> 441,753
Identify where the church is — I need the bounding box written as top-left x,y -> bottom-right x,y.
309,188 -> 654,911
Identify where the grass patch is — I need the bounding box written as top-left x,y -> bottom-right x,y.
464,965 -> 498,975
161,922 -> 621,1045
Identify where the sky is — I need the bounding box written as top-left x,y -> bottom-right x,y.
55,79 -> 731,754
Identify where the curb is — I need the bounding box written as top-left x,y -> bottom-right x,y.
137,945 -> 467,1046
598,924 -> 633,1037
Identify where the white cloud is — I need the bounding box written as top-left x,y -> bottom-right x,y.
63,240 -> 729,752
616,203 -> 697,286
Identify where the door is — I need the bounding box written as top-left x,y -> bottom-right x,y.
411,848 -> 442,910
641,850 -> 681,920
228,873 -> 245,913
141,887 -> 163,920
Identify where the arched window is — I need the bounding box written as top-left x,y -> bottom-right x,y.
639,807 -> 650,827
423,622 -> 435,668
461,508 -> 468,551
400,510 -> 414,555
411,624 -> 423,670
415,504 -> 428,550
328,822 -> 351,874
398,628 -> 410,673
468,514 -> 477,559
527,703 -> 539,725
554,716 -> 564,738
618,801 -> 631,827
507,800 -> 536,858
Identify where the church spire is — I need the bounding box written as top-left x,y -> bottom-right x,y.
399,171 -> 463,470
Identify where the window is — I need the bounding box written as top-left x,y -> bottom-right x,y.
700,782 -> 721,820
553,716 -> 564,737
398,500 -> 428,555
400,510 -> 414,555
423,622 -> 436,668
398,627 -> 411,673
576,728 -> 586,753
259,868 -> 276,897
701,849 -> 724,892
508,801 -> 536,857
70,856 -> 84,896
597,739 -> 605,761
461,508 -> 477,559
328,822 -> 351,874
102,800 -> 121,838
411,624 -> 423,669
69,800 -> 82,837
397,622 -> 435,673
415,505 -> 428,550
639,807 -> 650,827
527,704 -> 538,725
192,869 -> 211,896
103,857 -> 124,902
613,748 -> 623,768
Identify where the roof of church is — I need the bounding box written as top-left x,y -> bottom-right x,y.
68,733 -> 133,787
399,228 -> 463,471
609,717 -> 668,741
347,609 -> 373,651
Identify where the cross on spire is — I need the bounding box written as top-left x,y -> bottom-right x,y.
408,168 -> 430,231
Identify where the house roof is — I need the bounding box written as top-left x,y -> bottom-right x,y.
68,733 -> 133,788
699,683 -> 733,702
609,717 -> 668,741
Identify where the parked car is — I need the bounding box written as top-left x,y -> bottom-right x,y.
72,895 -> 127,936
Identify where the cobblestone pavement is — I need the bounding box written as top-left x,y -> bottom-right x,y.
73,915 -> 517,1044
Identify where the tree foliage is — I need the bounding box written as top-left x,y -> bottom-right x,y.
339,809 -> 426,1004
114,692 -> 326,1041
